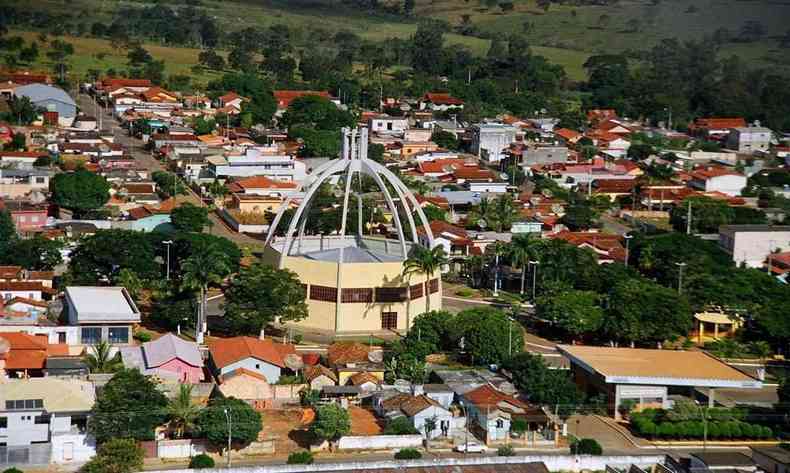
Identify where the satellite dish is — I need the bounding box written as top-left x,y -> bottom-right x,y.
477,219 -> 487,230
284,354 -> 304,372
367,350 -> 384,364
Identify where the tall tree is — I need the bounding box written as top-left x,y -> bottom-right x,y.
89,369 -> 169,443
223,263 -> 308,335
51,170 -> 111,217
181,247 -> 232,342
504,352 -> 583,417
403,245 -> 448,312
310,404 -> 351,449
509,234 -> 538,294
171,203 -> 210,233
83,341 -> 123,373
197,397 -> 262,446
411,21 -> 445,75
168,384 -> 200,439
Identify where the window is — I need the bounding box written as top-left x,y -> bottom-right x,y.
34,415 -> 50,425
310,285 -> 337,302
428,279 -> 440,294
375,287 -> 407,303
35,177 -> 46,184
81,327 -> 102,345
341,288 -> 373,303
496,419 -> 505,428
381,312 -> 398,330
0,417 -> 6,428
409,283 -> 424,300
108,327 -> 129,344
58,332 -> 67,344
4,399 -> 42,410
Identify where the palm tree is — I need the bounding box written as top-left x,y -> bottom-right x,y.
83,340 -> 123,373
403,245 -> 448,312
181,248 -> 231,343
509,234 -> 538,294
168,384 -> 200,439
468,197 -> 492,229
489,194 -> 518,232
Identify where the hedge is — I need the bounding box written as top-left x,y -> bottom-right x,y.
631,417 -> 772,440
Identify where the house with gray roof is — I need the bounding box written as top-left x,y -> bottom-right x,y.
13,84 -> 77,127
120,333 -> 204,382
64,287 -> 140,345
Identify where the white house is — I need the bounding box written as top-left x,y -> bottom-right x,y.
0,378 -> 96,463
472,124 -> 517,163
719,225 -> 790,268
368,115 -> 408,134
64,286 -> 141,345
461,384 -> 534,444
208,336 -> 298,384
375,393 -> 454,439
727,126 -> 772,153
689,167 -> 747,196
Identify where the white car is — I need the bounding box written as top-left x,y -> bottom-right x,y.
454,442 -> 488,453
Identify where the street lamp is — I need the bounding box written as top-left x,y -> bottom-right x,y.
623,234 -> 633,267
162,240 -> 173,281
694,400 -> 708,451
675,262 -> 687,294
223,408 -> 232,468
529,260 -> 540,302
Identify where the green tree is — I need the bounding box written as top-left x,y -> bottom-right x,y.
46,39 -> 74,83
561,201 -> 597,230
281,95 -> 355,131
368,142 -> 385,163
7,96 -> 40,125
80,438 -> 143,473
431,130 -> 460,150
454,307 -> 523,365
509,234 -> 539,294
287,451 -> 314,465
310,404 -> 351,448
223,262 -> 308,335
151,294 -> 197,331
417,205 -> 448,223
168,384 -> 200,439
504,352 -> 583,417
572,438 -> 602,455
411,21 -> 444,75
197,397 -> 262,446
0,210 -> 17,259
67,230 -> 159,285
403,245 -> 448,312
51,170 -> 111,217
89,369 -> 169,443
171,203 -> 210,233
670,196 -> 734,233
384,416 -> 419,435
198,49 -> 225,70
536,289 -> 604,337
189,454 -> 215,469
83,341 -> 123,374
181,246 -> 232,342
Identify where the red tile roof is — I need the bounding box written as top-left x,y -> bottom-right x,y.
348,372 -> 380,387
422,93 -> 464,106
102,78 -> 152,88
227,176 -> 298,193
209,336 -> 297,369
0,281 -> 52,292
554,128 -> 582,141
453,167 -> 497,181
0,332 -> 67,370
463,384 -> 529,411
0,266 -> 23,279
690,167 -> 744,180
327,342 -> 371,366
274,90 -> 330,109
0,151 -> 47,159
417,220 -> 469,241
690,118 -> 747,131
415,194 -> 450,210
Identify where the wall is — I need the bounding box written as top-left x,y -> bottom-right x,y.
50,433 -> 96,463
723,229 -> 790,268
220,208 -> 269,234
157,439 -> 207,459
336,434 -> 422,450
145,454 -> 668,473
0,326 -> 79,345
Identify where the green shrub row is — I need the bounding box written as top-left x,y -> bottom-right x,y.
632,418 -> 773,440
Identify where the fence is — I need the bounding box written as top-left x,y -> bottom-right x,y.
157,439 -> 208,459
0,444 -> 52,467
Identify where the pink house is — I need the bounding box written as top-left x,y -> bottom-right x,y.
120,333 -> 204,383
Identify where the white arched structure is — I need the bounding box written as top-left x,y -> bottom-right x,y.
264,127 -> 435,267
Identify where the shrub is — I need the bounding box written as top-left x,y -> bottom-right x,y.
455,288 -> 474,297
189,454 -> 215,469
133,331 -> 152,342
497,445 -> 515,456
384,417 -> 419,435
4,468 -> 24,473
394,448 -> 422,460
511,418 -> 528,435
730,422 -> 742,438
761,426 -> 773,439
572,438 -> 602,455
707,423 -> 721,438
287,451 -> 314,465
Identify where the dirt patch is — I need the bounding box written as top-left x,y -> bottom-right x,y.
260,408 -> 312,453
349,406 -> 385,436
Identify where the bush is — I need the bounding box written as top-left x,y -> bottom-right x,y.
511,418 -> 528,435
394,448 -> 422,460
384,417 -> 419,435
572,438 -> 602,455
497,444 -> 515,456
761,425 -> 773,439
4,468 -> 24,473
133,331 -> 152,342
287,451 -> 314,465
189,454 -> 215,469
455,288 -> 474,297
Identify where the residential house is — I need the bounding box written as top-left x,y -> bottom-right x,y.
419,93 -> 464,112
208,336 -> 297,384
369,115 -> 409,134
226,175 -> 298,197
303,364 -> 338,390
586,109 -> 618,126
418,220 -> 472,258
719,225 -> 790,268
120,333 -> 204,383
0,281 -> 51,302
327,342 -> 385,386
453,167 -> 509,193
274,90 -> 332,114
347,371 -> 381,391
553,128 -> 582,146
511,143 -> 569,166
472,123 -> 517,163
549,231 -> 626,264
0,332 -> 69,378
397,141 -> 439,160
767,252 -> 790,283
688,166 -> 747,196
727,126 -> 773,153
0,377 -> 96,463
462,384 -> 545,444
13,84 -> 77,126
217,91 -> 248,112
689,117 -> 747,138
64,287 -> 141,345
589,179 -> 637,202
216,368 -> 274,408
0,168 -> 52,198
208,147 -> 307,182
0,201 -> 49,231
378,393 -> 454,439
0,150 -> 48,168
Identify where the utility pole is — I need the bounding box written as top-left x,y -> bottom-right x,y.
224,408 -> 232,468
623,234 -> 632,267
530,260 -> 539,302
766,240 -> 775,274
686,200 -> 692,235
163,240 -> 173,280
675,262 -> 687,294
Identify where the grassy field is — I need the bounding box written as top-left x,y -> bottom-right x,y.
14,0 -> 789,86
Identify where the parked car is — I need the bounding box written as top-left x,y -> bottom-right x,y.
454,442 -> 487,453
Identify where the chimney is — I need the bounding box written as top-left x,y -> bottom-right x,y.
259,328 -> 265,340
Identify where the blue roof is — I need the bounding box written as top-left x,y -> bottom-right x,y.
15,83 -> 76,108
